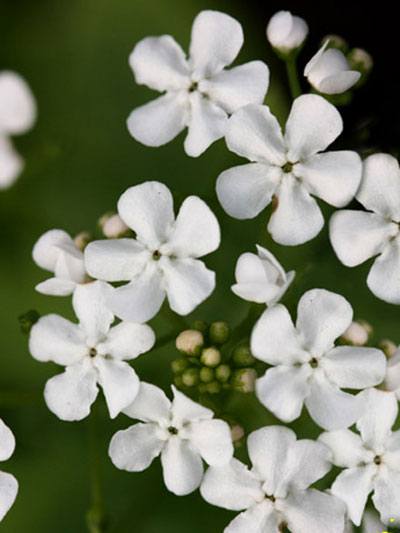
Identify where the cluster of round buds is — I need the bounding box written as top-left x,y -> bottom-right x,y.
172,321 -> 258,395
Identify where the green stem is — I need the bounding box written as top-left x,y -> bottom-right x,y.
285,57 -> 302,100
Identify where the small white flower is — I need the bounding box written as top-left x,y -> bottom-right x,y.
201,425 -> 346,533
29,281 -> 155,421
85,181 -> 220,323
320,388 -> 400,526
0,71 -> 36,189
127,10 -> 269,157
0,419 -> 18,522
217,94 -> 362,245
231,244 -> 295,305
32,229 -> 88,296
109,382 -> 233,496
304,41 -> 361,94
330,153 -> 400,304
251,288 -> 386,430
266,11 -> 308,53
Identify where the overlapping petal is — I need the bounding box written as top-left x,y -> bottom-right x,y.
160,436 -> 203,495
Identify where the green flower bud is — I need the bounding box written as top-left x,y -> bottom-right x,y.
176,329 -> 204,356
321,34 -> 348,53
215,364 -> 231,383
171,358 -> 189,374
174,375 -> 184,388
232,344 -> 256,367
181,368 -> 199,387
18,309 -> 40,334
200,366 -> 215,383
200,347 -> 221,367
379,339 -> 397,358
231,368 -> 257,393
74,231 -> 91,251
190,320 -> 208,334
205,381 -> 221,394
209,321 -> 230,344
347,48 -> 373,75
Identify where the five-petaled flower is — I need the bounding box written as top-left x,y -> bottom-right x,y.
216,94 -> 362,245
109,382 -> 233,496
84,181 -> 220,323
200,425 -> 346,533
127,10 -> 270,157
29,281 -> 155,421
0,419 -> 18,522
251,289 -> 386,430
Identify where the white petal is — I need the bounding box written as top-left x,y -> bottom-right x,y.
0,420 -> 15,461
295,151 -> 362,207
331,465 -> 376,526
84,239 -> 149,282
0,472 -> 18,522
251,304 -> 307,365
107,265 -> 165,323
123,382 -> 171,424
185,418 -> 233,466
373,469 -> 400,525
216,163 -> 280,219
200,458 -> 264,511
199,61 -> 269,115
285,439 -> 333,490
44,361 -> 98,421
296,289 -> 353,356
118,181 -> 175,249
385,350 -> 400,393
189,10 -> 243,78
129,36 -> 189,91
127,92 -> 187,148
225,104 -> 286,166
322,346 -> 386,389
0,136 -> 23,189
108,423 -> 164,472
267,11 -> 308,51
305,372 -> 365,430
319,430 -> 373,468
54,245 -> 86,283
73,281 -> 113,344
268,174 -> 324,246
285,94 -> 343,161
29,314 -> 86,365
356,388 -> 398,450
97,322 -> 155,360
329,210 -> 397,267
184,92 -> 227,157
95,358 -> 140,419
232,253 -> 281,304
362,510 -> 385,533
35,277 -> 77,296
32,229 -> 75,272
367,237 -> 400,304
318,71 -> 361,95
161,436 -> 203,495
0,71 -> 36,134
161,257 -> 215,315
357,153 -> 400,221
225,501 -> 279,533
256,366 -> 311,422
171,386 -> 212,425
164,196 -> 220,258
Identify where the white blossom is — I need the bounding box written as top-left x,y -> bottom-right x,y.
32,229 -> 88,296
29,281 -> 155,421
200,425 -> 346,533
251,288 -> 386,430
127,10 -> 269,157
320,388 -> 400,526
0,419 -> 18,522
231,244 -> 295,305
85,181 -> 220,323
109,382 -> 233,496
217,94 -> 362,245
304,41 -> 361,94
266,11 -> 308,53
330,153 -> 400,304
0,71 -> 36,189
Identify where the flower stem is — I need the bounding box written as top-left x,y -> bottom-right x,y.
285,57 -> 302,100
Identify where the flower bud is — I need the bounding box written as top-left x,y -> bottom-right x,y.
200,347 -> 221,367
341,320 -> 372,346
191,320 -> 208,334
215,364 -> 231,383
171,358 -> 189,374
176,329 -> 204,356
99,212 -> 129,238
321,34 -> 348,53
74,231 -> 91,251
231,368 -> 257,393
232,344 -> 256,367
266,11 -> 308,55
347,48 -> 373,75
231,424 -> 245,443
200,366 -> 215,383
181,368 -> 199,387
379,339 -> 398,358
209,321 -> 230,344
205,381 -> 221,394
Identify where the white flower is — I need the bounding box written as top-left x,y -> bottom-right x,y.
319,388 -> 400,526
231,244 -> 295,305
109,382 -> 233,496
0,71 -> 36,189
383,347 -> 400,400
127,10 -> 269,157
0,419 -> 18,522
330,153 -> 400,304
266,11 -> 308,53
32,229 -> 88,296
304,41 -> 361,94
85,181 -> 220,323
200,425 -> 346,533
29,281 -> 155,421
251,288 -> 386,430
217,94 -> 362,245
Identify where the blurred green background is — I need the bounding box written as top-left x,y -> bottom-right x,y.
1,0 -> 399,531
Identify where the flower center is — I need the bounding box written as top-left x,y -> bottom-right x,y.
265,493 -> 276,502
282,162 -> 293,173
89,347 -> 97,358
189,81 -> 198,93
168,426 -> 178,435
279,521 -> 288,532
309,357 -> 318,368
374,455 -> 382,465
152,250 -> 161,261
